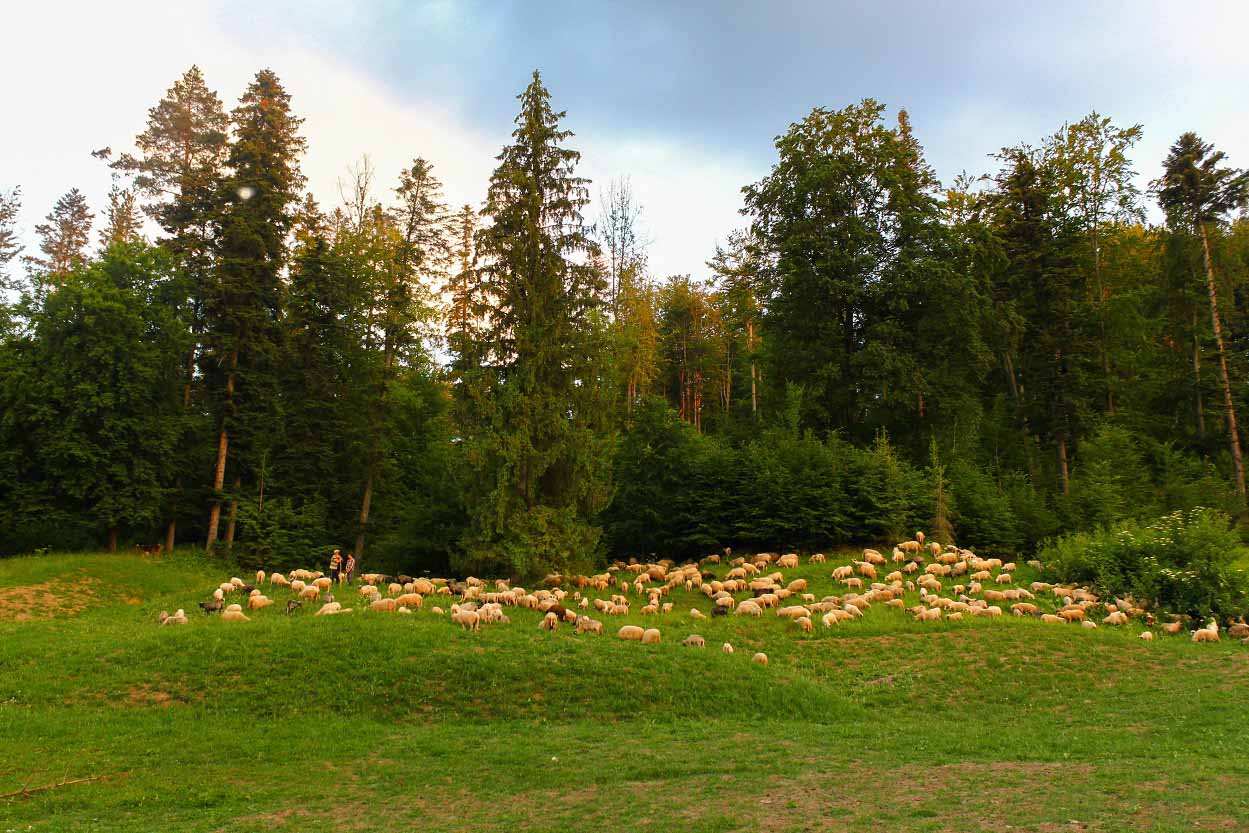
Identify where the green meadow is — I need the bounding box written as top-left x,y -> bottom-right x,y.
1,550 -> 1247,833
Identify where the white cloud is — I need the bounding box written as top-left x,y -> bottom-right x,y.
1,0 -> 745,281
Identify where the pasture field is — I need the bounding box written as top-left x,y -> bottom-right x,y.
1,550 -> 1247,833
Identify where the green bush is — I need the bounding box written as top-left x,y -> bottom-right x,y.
1039,507 -> 1249,619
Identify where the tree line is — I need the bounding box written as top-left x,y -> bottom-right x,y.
1,66 -> 1247,576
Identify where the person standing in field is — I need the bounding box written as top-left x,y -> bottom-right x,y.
344,552 -> 356,585
329,549 -> 343,584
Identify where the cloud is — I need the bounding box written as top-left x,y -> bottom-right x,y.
4,0 -> 1247,281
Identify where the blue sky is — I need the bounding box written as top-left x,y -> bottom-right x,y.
5,0 -> 1248,279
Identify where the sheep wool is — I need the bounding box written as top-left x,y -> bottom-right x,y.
618,625 -> 645,641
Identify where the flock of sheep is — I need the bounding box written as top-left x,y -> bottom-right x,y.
161,532 -> 1249,655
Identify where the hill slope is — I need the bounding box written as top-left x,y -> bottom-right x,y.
0,551 -> 1247,832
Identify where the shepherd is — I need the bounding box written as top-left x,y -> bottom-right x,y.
329,549 -> 343,584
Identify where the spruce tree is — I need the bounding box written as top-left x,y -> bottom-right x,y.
458,71 -> 613,578
203,69 -> 306,549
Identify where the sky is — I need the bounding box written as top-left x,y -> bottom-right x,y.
4,0 -> 1248,280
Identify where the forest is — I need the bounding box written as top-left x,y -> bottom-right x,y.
2,65 -> 1248,578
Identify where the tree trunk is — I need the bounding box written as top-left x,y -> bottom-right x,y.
1193,308 -> 1205,439
224,475 -> 241,548
205,426 -> 228,549
747,319 -> 758,419
165,519 -> 176,555
1056,435 -> 1070,495
354,475 -> 374,557
107,526 -> 119,553
1199,224 -> 1246,504
205,358 -> 236,550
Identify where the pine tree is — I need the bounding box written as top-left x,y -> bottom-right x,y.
111,65 -> 229,270
26,189 -> 93,288
203,69 -> 306,550
458,70 -> 614,578
111,66 -> 229,549
1156,133 -> 1249,505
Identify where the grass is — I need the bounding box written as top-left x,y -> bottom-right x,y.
0,548 -> 1247,832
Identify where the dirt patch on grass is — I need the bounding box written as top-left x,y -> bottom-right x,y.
0,576 -> 99,621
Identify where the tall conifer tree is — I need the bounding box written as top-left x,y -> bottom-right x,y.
458,71 -> 613,577
203,69 -> 306,549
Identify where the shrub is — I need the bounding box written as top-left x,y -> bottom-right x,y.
1039,507 -> 1249,618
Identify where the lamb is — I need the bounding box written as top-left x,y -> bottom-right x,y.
1139,631 -> 1154,641
690,608 -> 707,620
681,634 -> 706,648
642,628 -> 662,644
158,609 -> 188,626
574,616 -> 603,635
539,611 -> 559,631
796,616 -> 814,633
618,625 -> 645,641
752,652 -> 769,666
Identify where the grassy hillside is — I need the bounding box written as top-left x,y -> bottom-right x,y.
1,550 -> 1247,832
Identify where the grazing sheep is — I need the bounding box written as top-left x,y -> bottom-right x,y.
198,599 -> 223,614
300,586 -> 321,602
451,604 -> 480,631
809,553 -> 826,563
777,554 -> 799,569
158,609 -> 188,626
681,634 -> 706,648
1191,622 -> 1220,643
642,628 -> 662,644
370,597 -> 398,613
752,652 -> 769,666
1040,614 -> 1063,624
1227,623 -> 1249,639
1103,611 -> 1128,625
796,616 -> 814,633
1081,620 -> 1098,630
221,607 -> 250,623
1140,631 -> 1154,641
539,611 -> 559,631
1161,620 -> 1185,635
247,594 -> 274,610
690,608 -> 707,620
212,588 -> 225,602
722,642 -> 734,653
313,578 -> 335,591
618,625 -> 645,641
575,616 -> 603,635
